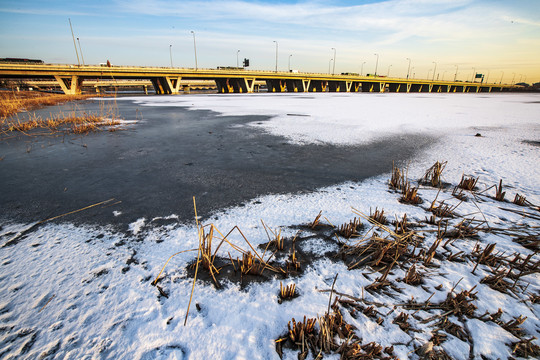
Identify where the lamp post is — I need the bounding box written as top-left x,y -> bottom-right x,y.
169,45 -> 173,68
432,61 -> 437,81
360,61 -> 366,76
406,58 -> 411,79
454,65 -> 459,81
328,58 -> 333,74
499,71 -> 504,84
485,70 -> 490,83
511,72 -> 516,85
374,53 -> 379,76
77,37 -> 85,66
68,18 -> 80,66
190,31 -> 198,70
288,54 -> 292,72
471,67 -> 476,82
273,41 -> 278,72
518,74 -> 523,83
387,64 -> 392,77
236,50 -> 240,68
331,48 -> 336,75
410,67 -> 415,79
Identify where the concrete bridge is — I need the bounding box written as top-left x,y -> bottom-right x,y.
0,63 -> 519,95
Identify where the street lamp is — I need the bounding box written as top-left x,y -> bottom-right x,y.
406,58 -> 411,79
68,18 -> 80,66
288,54 -> 292,72
374,53 -> 379,76
190,31 -> 198,70
387,64 -> 392,77
273,41 -> 278,72
511,72 -> 516,85
331,48 -> 336,75
454,65 -> 459,81
169,45 -> 173,68
485,70 -> 490,83
328,58 -> 333,74
499,71 -> 504,84
77,37 -> 85,66
471,67 -> 476,82
432,61 -> 437,81
518,74 -> 523,83
360,61 -> 366,76
410,67 -> 415,79
237,50 -> 240,68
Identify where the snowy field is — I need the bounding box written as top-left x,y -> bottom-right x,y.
1,93 -> 539,359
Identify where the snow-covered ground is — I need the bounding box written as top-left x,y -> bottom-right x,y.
1,93 -> 539,359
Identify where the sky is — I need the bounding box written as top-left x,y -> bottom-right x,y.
0,0 -> 539,84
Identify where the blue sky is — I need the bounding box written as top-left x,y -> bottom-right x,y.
1,0 -> 539,83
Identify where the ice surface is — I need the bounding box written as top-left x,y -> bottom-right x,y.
1,93 -> 539,359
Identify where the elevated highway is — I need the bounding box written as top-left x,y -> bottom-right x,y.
0,63 -> 519,95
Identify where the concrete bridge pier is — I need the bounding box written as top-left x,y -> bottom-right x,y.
54,75 -> 83,95
151,76 -> 182,94
215,78 -> 256,93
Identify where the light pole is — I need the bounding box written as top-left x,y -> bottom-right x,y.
454,65 -> 459,81
387,64 -> 392,77
273,41 -> 278,72
432,61 -> 437,81
237,50 -> 240,67
374,53 -> 379,76
68,18 -> 80,66
360,61 -> 366,76
518,74 -> 523,83
485,70 -> 490,83
328,58 -> 333,74
499,71 -> 504,84
331,48 -> 336,75
169,45 -> 173,68
77,37 -> 85,66
406,58 -> 411,79
410,67 -> 415,79
190,31 -> 198,70
511,72 -> 516,85
471,67 -> 476,82
288,54 -> 292,72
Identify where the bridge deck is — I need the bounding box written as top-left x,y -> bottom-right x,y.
0,63 -> 519,95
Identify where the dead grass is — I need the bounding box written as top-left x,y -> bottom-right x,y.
495,179 -> 506,201
0,90 -> 94,119
420,161 -> 447,187
458,174 -> 479,191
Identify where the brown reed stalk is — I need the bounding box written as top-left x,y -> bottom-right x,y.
495,179 -> 506,201
458,174 -> 479,191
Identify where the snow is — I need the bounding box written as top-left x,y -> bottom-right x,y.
1,92 -> 539,359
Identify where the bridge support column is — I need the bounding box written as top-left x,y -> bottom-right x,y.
165,76 -> 182,94
215,78 -> 252,93
302,79 -> 310,92
243,78 -> 256,93
54,75 -> 82,95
